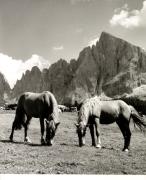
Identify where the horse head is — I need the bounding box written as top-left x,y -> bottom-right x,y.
45,119 -> 60,146
75,122 -> 87,147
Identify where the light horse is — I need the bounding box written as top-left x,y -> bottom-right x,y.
9,91 -> 60,146
76,96 -> 146,152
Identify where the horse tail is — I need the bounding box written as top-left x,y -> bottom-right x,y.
129,106 -> 146,132
14,94 -> 26,130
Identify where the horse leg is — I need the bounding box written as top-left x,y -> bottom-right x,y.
94,117 -> 101,148
24,116 -> 32,143
89,124 -> 96,146
123,123 -> 131,151
9,120 -> 17,141
40,118 -> 45,145
116,120 -> 131,152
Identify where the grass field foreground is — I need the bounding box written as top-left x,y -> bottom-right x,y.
0,111 -> 146,174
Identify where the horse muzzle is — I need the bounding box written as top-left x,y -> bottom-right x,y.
79,137 -> 85,147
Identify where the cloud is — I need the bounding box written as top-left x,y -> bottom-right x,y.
88,37 -> 99,47
110,1 -> 146,28
53,46 -> 64,51
0,53 -> 50,88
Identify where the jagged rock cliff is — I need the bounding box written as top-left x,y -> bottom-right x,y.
65,32 -> 146,104
12,59 -> 78,104
65,47 -> 98,104
13,66 -> 42,95
0,72 -> 11,105
41,59 -> 78,103
12,32 -> 146,105
99,32 -> 146,96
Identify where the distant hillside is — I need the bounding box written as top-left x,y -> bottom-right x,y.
12,32 -> 146,105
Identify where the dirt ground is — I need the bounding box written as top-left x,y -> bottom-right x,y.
0,110 -> 146,174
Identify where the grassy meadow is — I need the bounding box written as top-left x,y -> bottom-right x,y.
0,110 -> 146,174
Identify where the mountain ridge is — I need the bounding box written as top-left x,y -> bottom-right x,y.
2,31 -> 146,105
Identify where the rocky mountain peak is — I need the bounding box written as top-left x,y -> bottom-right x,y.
11,32 -> 146,105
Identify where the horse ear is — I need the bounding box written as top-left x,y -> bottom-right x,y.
74,123 -> 79,127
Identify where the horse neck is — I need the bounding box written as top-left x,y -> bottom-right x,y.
50,97 -> 59,124
51,110 -> 59,123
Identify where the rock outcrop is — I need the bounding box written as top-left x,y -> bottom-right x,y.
12,32 -> 146,105
119,85 -> 146,115
0,72 -> 11,105
12,66 -> 42,96
65,32 -> 146,104
12,59 -> 78,104
99,32 -> 146,97
65,47 -> 98,104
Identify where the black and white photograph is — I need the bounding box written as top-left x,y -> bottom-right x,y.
0,0 -> 146,176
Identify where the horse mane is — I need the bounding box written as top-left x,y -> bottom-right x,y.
43,91 -> 59,124
78,96 -> 100,125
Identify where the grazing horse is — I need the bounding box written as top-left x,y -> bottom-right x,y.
76,96 -> 146,152
9,91 -> 60,145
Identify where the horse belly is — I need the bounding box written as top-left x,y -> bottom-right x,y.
24,101 -> 42,118
25,106 -> 39,118
100,112 -> 117,124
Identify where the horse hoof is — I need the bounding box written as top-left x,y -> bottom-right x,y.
24,140 -> 31,144
47,143 -> 53,146
24,137 -> 32,144
41,139 -> 46,145
46,142 -> 53,146
96,144 -> 102,149
123,149 -> 129,152
79,144 -> 85,147
9,137 -> 13,142
91,143 -> 96,147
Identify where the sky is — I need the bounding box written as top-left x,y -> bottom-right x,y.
0,0 -> 146,88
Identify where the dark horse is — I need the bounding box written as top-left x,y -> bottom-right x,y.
76,96 -> 146,152
9,91 -> 60,145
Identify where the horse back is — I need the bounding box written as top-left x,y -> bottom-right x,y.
117,100 -> 131,119
17,92 -> 55,118
99,100 -> 131,124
